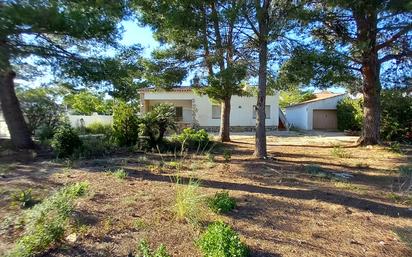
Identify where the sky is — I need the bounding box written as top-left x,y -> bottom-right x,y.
17,20 -> 345,94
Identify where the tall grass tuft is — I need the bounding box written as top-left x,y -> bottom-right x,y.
174,178 -> 207,225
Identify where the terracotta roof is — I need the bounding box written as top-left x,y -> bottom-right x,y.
286,92 -> 346,108
138,87 -> 194,93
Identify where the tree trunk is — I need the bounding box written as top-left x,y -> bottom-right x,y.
360,57 -> 381,145
0,70 -> 35,149
219,96 -> 231,142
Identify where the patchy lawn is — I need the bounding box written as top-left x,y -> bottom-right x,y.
1,133 -> 411,257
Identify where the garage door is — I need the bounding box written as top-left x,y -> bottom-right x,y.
313,110 -> 337,130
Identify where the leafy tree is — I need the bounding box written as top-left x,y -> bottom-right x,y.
336,97 -> 363,131
134,0 -> 249,142
64,91 -> 113,115
139,104 -> 177,147
112,101 -> 140,147
281,0 -> 412,145
279,89 -> 316,109
0,1 -> 131,149
16,86 -> 64,135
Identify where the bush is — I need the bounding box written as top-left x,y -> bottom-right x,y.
113,101 -> 140,146
197,221 -> 249,257
174,128 -> 210,150
51,125 -> 82,158
336,97 -> 363,131
381,90 -> 412,142
11,189 -> 35,208
8,182 -> 89,257
207,191 -> 236,214
139,104 -> 177,148
72,136 -> 117,159
110,168 -> 128,180
85,122 -> 113,135
174,178 -> 206,225
135,240 -> 171,257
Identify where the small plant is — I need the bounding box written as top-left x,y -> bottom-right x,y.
167,161 -> 182,170
223,149 -> 231,162
207,191 -> 236,214
174,178 -> 206,225
206,152 -> 215,162
135,240 -> 171,257
388,142 -> 403,154
107,168 -> 128,180
132,218 -> 148,230
11,189 -> 35,208
197,221 -> 249,257
8,182 -> 89,257
51,124 -> 82,158
174,128 -> 210,151
331,146 -> 351,158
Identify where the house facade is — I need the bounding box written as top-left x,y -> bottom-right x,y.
285,92 -> 346,130
139,87 -> 280,132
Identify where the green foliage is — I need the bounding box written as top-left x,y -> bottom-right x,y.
64,91 -> 113,115
336,97 -> 363,131
380,90 -> 412,142
197,221 -> 249,257
331,146 -> 351,158
85,122 -> 113,135
207,191 -> 236,214
174,128 -> 210,150
7,182 -> 89,257
279,89 -> 316,109
16,87 -> 65,136
223,150 -> 231,162
135,240 -> 171,257
72,136 -> 117,159
111,168 -> 128,180
174,178 -> 206,225
388,142 -> 403,154
11,189 -> 35,209
113,101 -> 140,147
139,104 -> 177,147
51,125 -> 82,158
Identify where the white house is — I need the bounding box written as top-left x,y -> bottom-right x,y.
285,92 -> 346,130
139,87 -> 280,132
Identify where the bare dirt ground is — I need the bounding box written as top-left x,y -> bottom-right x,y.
1,133 -> 412,257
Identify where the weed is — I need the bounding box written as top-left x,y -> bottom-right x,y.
106,168 -> 128,180
331,146 -> 351,158
206,153 -> 215,162
11,189 -> 35,208
197,221 -> 249,257
207,191 -> 236,214
174,178 -> 207,225
132,218 -> 148,230
223,150 -> 231,162
135,240 -> 171,257
388,142 -> 403,154
167,161 -> 182,170
7,182 -> 89,257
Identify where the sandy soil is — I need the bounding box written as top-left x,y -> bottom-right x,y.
1,133 -> 411,257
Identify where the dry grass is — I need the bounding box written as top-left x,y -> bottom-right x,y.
1,133 -> 411,257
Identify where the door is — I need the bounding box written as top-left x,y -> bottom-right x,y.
313,110 -> 337,130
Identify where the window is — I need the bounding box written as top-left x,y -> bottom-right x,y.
253,105 -> 271,119
212,105 -> 221,119
175,107 -> 183,121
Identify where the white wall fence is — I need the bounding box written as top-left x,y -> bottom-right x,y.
67,113 -> 113,128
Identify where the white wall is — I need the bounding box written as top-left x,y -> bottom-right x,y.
142,90 -> 279,127
67,113 -> 113,128
285,94 -> 346,130
0,110 -> 10,138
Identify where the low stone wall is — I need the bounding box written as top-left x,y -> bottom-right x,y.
200,126 -> 278,133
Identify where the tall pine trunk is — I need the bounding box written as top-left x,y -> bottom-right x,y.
254,2 -> 269,158
355,8 -> 381,145
0,70 -> 35,149
219,96 -> 231,142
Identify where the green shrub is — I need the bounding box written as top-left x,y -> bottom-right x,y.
135,240 -> 171,257
112,168 -> 128,180
174,128 -> 210,150
73,136 -> 117,159
331,146 -> 351,158
139,104 -> 177,148
174,178 -> 206,225
85,122 -> 113,135
381,89 -> 412,142
197,221 -> 249,257
207,191 -> 236,214
11,189 -> 35,208
35,124 -> 55,142
8,182 -> 89,257
51,125 -> 82,158
336,97 -> 363,131
223,150 -> 231,162
113,101 -> 140,146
